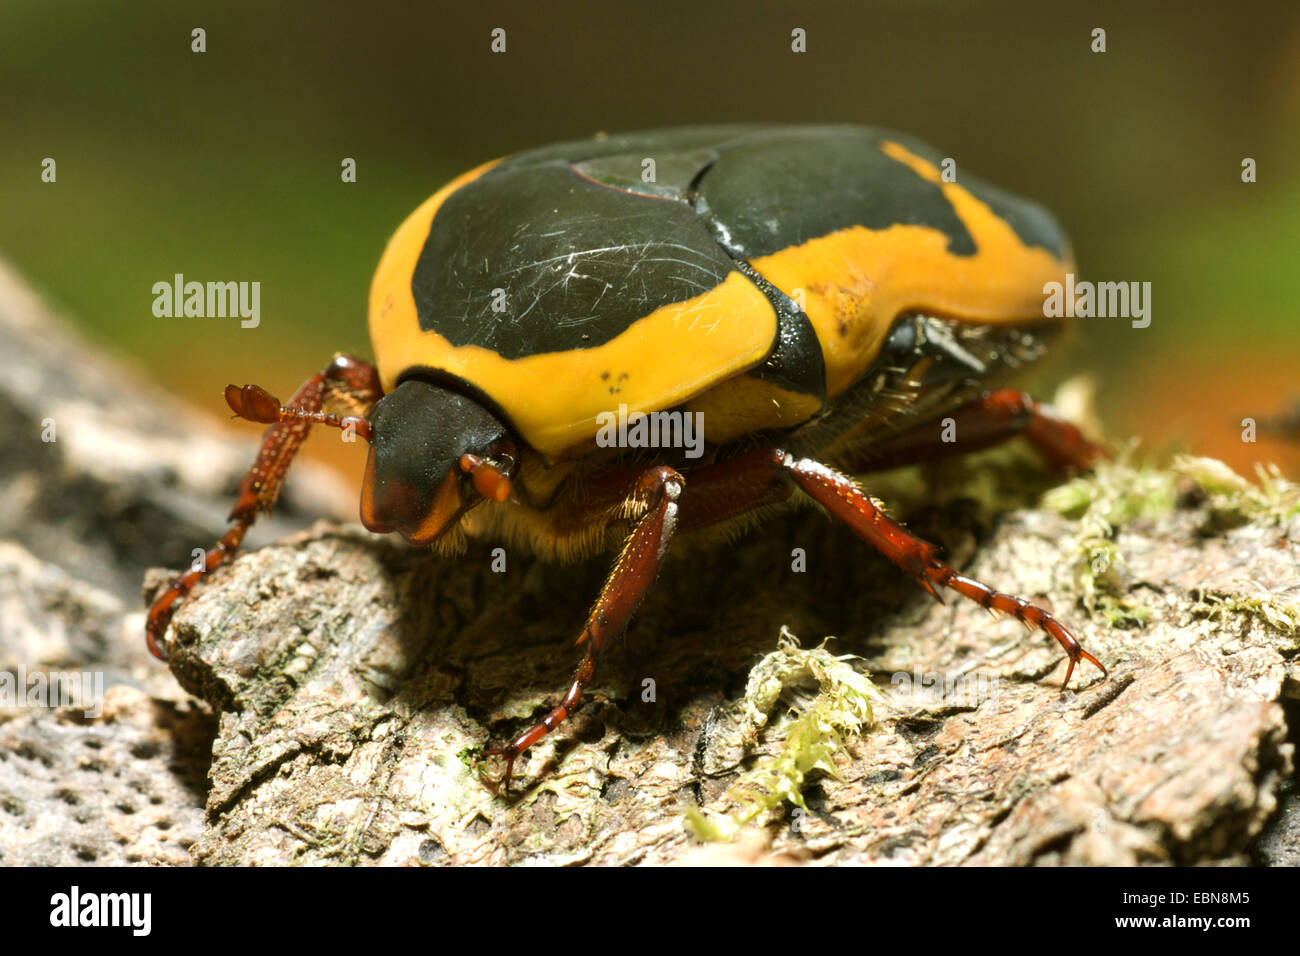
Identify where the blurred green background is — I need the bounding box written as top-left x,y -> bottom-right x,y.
4,0 -> 1299,482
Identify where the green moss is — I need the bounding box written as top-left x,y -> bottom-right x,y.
686,628 -> 881,842
1042,451 -> 1299,626
1041,442 -> 1178,522
1192,590 -> 1300,637
1172,456 -> 1300,525
1041,443 -> 1177,623
1041,451 -> 1300,532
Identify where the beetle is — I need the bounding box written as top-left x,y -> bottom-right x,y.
146,124 -> 1107,791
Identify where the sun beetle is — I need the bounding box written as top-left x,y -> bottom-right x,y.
147,124 -> 1107,791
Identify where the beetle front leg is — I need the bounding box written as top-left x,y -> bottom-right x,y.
145,353 -> 381,660
774,450 -> 1106,688
484,465 -> 684,793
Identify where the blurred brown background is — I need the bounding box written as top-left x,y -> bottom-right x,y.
4,0 -> 1299,483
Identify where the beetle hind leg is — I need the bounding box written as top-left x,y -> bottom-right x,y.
843,389 -> 1107,475
145,354 -> 381,660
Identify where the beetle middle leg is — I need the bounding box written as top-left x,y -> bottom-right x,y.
673,445 -> 1105,688
768,449 -> 1106,687
144,353 -> 381,660
484,465 -> 684,792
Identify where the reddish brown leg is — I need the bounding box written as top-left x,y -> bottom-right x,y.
144,354 -> 381,660
773,449 -> 1106,687
484,465 -> 684,792
843,389 -> 1106,474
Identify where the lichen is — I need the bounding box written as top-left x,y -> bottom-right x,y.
685,628 -> 881,842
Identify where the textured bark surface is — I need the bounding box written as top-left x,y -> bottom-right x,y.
3,258 -> 1298,866
0,259 -> 347,865
153,492 -> 1298,866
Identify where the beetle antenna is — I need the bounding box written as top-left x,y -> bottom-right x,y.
225,383 -> 374,442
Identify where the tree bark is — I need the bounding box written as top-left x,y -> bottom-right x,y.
154,490 -> 1297,866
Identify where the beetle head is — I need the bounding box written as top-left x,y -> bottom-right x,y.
361,379 -> 516,547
